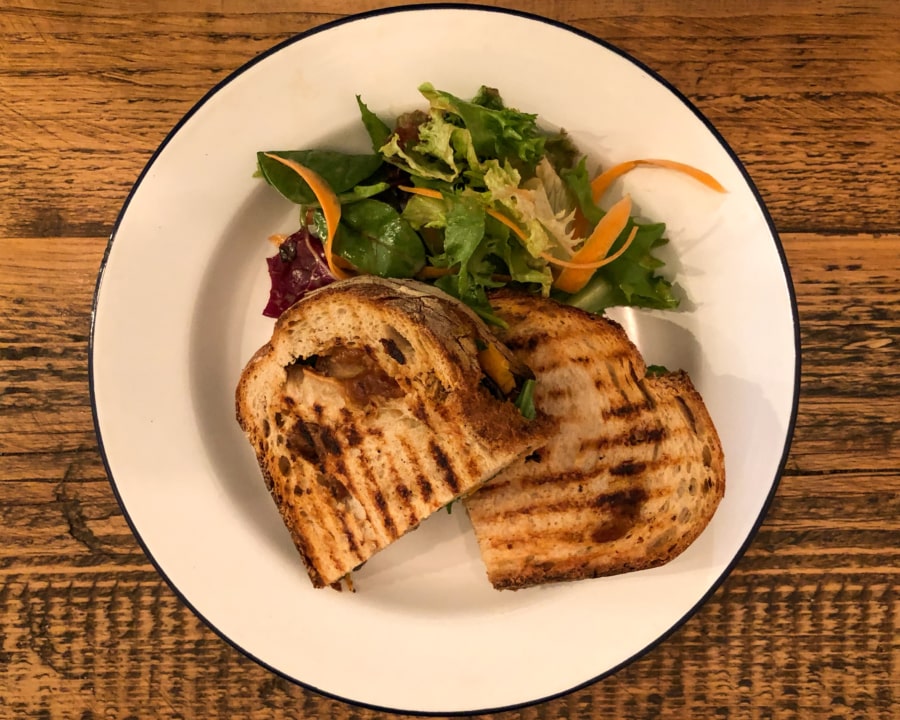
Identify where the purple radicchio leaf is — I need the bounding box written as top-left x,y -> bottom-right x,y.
262,228 -> 336,318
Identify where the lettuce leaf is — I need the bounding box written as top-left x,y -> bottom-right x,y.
563,221 -> 679,312
401,194 -> 447,230
561,157 -> 604,228
380,132 -> 458,181
429,196 -> 508,325
485,227 -> 554,293
483,159 -> 577,258
418,82 -> 546,172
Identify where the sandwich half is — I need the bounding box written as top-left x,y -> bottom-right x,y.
463,291 -> 725,590
236,277 -> 552,588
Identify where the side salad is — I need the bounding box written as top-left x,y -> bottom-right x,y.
255,82 -> 724,322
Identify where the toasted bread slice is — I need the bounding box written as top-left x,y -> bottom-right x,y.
236,277 -> 552,588
463,291 -> 725,590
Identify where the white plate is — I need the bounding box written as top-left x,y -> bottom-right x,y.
91,5 -> 799,715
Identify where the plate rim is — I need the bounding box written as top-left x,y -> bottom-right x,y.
88,3 -> 802,715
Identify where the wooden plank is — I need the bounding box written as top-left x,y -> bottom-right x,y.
0,573 -> 893,718
1,3 -> 898,237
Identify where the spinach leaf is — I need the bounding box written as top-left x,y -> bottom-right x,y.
335,182 -> 391,205
257,150 -> 383,204
332,199 -> 426,278
356,96 -> 392,152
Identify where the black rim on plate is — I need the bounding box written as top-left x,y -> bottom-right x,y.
89,3 -> 802,715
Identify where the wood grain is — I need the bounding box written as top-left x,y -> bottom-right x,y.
1,0 -> 898,718
2,1 -> 899,238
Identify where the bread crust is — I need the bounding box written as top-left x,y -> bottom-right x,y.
463,291 -> 726,590
235,277 -> 552,588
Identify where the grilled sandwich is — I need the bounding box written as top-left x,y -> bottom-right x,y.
463,291 -> 725,590
235,277 -> 552,588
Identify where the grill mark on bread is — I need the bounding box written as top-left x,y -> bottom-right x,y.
503,493 -> 602,517
344,424 -> 362,447
411,399 -> 429,423
429,440 -> 460,494
462,439 -> 483,481
338,408 -> 363,448
505,331 -> 550,353
390,438 -> 434,505
285,421 -> 318,464
342,441 -> 394,546
626,426 -> 666,446
474,469 -> 671,524
372,489 -> 398,539
395,483 -> 417,525
603,400 -> 653,421
539,384 -> 572,404
590,486 -> 648,543
579,425 -> 667,454
397,436 -> 435,504
336,510 -> 362,558
675,394 -> 698,433
632,366 -> 657,411
609,460 -> 647,476
603,361 -> 623,393
476,477 -> 511,496
236,278 -> 554,588
317,426 -> 341,455
464,290 -> 725,591
520,468 -> 594,488
315,472 -> 351,502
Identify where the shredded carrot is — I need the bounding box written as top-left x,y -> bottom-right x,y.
552,195 -> 634,293
484,208 -> 527,242
570,208 -> 591,241
540,226 -> 638,271
416,265 -> 458,279
263,153 -> 351,280
398,185 -> 443,200
591,158 -> 726,203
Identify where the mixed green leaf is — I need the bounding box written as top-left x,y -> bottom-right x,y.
256,82 -> 681,321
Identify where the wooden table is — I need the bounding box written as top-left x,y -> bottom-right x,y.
2,1 -> 897,717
